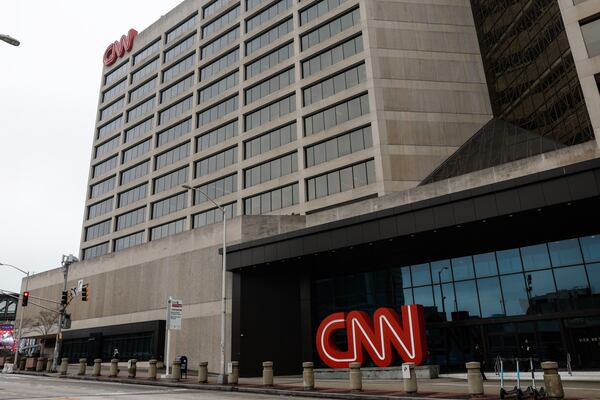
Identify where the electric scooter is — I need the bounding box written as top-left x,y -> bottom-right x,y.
522,357 -> 547,399
500,358 -> 524,399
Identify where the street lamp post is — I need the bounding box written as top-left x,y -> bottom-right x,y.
0,34 -> 20,46
438,267 -> 448,321
0,262 -> 30,366
183,184 -> 228,384
51,254 -> 78,372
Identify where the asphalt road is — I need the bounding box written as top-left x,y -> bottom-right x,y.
0,374 -> 298,400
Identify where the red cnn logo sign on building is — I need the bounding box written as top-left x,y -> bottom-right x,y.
316,305 -> 427,368
103,29 -> 138,66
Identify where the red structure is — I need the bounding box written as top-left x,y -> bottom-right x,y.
103,29 -> 138,66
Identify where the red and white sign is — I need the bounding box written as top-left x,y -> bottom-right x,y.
316,305 -> 427,368
103,29 -> 138,66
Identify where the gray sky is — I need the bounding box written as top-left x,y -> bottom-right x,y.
0,0 -> 183,293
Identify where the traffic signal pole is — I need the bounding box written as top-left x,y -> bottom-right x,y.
14,272 -> 29,368
51,255 -> 77,372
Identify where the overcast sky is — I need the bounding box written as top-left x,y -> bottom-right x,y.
0,1 -> 183,293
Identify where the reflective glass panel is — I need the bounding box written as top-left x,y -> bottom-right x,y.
411,263 -> 431,286
548,239 -> 583,267
452,256 -> 475,280
501,274 -> 528,316
587,263 -> 600,294
497,248 -> 523,274
580,235 -> 600,263
474,252 -> 498,277
521,244 -> 551,271
478,277 -> 504,317
454,280 -> 480,318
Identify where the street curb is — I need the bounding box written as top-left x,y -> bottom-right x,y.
10,371 -> 468,400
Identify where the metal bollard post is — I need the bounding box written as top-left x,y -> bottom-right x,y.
349,362 -> 362,392
93,359 -> 102,376
46,358 -> 53,373
59,358 -> 69,375
128,359 -> 137,378
229,361 -> 239,385
35,357 -> 46,372
262,361 -> 274,386
198,362 -> 208,383
78,358 -> 87,376
542,361 -> 564,400
466,362 -> 484,395
403,362 -> 418,394
172,360 -> 182,381
303,362 -> 315,390
148,359 -> 157,380
109,358 -> 119,377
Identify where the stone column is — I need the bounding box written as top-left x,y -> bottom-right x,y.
128,359 -> 137,378
542,361 -> 564,400
19,357 -> 26,370
349,362 -> 362,392
78,358 -> 87,376
109,358 -> 119,377
198,361 -> 208,383
262,361 -> 274,386
229,361 -> 239,385
148,359 -> 157,380
302,362 -> 314,390
403,362 -> 418,394
35,357 -> 46,372
93,359 -> 102,376
59,358 -> 69,375
466,362 -> 484,395
46,358 -> 53,373
172,360 -> 181,381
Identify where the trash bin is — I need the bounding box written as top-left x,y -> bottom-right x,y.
176,356 -> 188,379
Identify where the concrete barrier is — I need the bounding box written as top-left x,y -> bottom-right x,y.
59,358 -> 69,375
403,362 -> 417,394
35,357 -> 46,372
466,362 -> 484,395
109,359 -> 119,377
148,359 -> 157,380
262,361 -> 273,386
303,362 -> 314,390
128,359 -> 137,378
229,361 -> 239,385
198,362 -> 208,383
93,359 -> 102,376
349,362 -> 362,392
78,358 -> 87,376
172,360 -> 181,381
542,361 -> 564,400
46,358 -> 53,373
19,357 -> 26,370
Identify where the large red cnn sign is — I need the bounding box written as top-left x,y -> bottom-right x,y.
316,305 -> 427,368
103,29 -> 138,66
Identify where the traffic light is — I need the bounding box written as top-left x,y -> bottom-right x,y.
22,291 -> 29,307
81,286 -> 88,302
61,290 -> 68,305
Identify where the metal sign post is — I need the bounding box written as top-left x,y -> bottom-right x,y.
163,297 -> 182,378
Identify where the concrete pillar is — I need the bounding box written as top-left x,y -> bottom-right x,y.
18,357 -> 26,370
542,361 -> 564,400
128,359 -> 137,378
349,362 -> 362,392
172,360 -> 182,381
109,358 -> 119,377
302,362 -> 314,390
403,362 -> 417,394
46,358 -> 53,373
78,358 -> 87,376
35,357 -> 46,372
198,362 -> 208,383
466,362 -> 484,395
59,358 -> 69,375
93,359 -> 102,376
262,361 -> 274,386
148,359 -> 157,380
229,361 -> 239,385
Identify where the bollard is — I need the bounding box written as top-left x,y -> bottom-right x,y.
35,357 -> 46,372
59,358 -> 69,375
172,360 -> 182,381
302,362 -> 314,390
262,361 -> 274,386
78,358 -> 87,376
46,358 -> 53,373
403,362 -> 418,394
229,361 -> 239,385
19,357 -> 26,370
466,362 -> 484,395
198,361 -> 208,383
148,359 -> 157,380
128,359 -> 137,378
109,358 -> 119,377
349,362 -> 362,392
542,361 -> 564,400
93,359 -> 102,376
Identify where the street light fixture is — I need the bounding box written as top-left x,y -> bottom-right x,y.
0,262 -> 30,366
182,184 -> 228,384
0,34 -> 20,47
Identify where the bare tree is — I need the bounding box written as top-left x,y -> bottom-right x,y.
23,311 -> 59,355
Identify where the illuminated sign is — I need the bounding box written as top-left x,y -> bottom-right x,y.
0,324 -> 15,352
103,29 -> 138,66
316,305 -> 427,368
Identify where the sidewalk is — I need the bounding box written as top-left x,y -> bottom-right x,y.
441,371 -> 600,383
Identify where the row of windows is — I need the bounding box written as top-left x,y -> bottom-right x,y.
98,116 -> 123,139
302,34 -> 363,77
305,125 -> 372,167
131,58 -> 159,85
88,197 -> 113,220
90,176 -> 116,199
116,207 -> 146,231
304,93 -> 369,136
166,14 -> 198,44
151,218 -> 186,240
199,71 -> 239,102
118,183 -> 148,208
245,93 -> 295,131
300,0 -> 347,25
303,62 -> 366,106
157,118 -> 192,148
301,8 -> 359,50
306,158 -> 375,200
193,202 -> 236,228
159,96 -> 193,125
163,52 -> 195,83
154,166 -> 189,194
156,142 -> 190,170
93,155 -> 118,178
102,79 -> 126,103
244,122 -> 296,158
85,219 -> 112,241
201,47 -> 239,81
193,174 -> 237,205
196,146 -> 238,177
95,136 -> 120,159
197,120 -> 238,152
83,242 -> 109,260
246,18 -> 293,55
121,161 -> 150,185
105,62 -> 128,85
125,118 -> 153,143
202,5 -> 240,38
204,0 -> 230,18
244,151 -> 298,187
123,138 -> 151,163
246,0 -> 262,11
161,74 -> 194,104
114,231 -> 145,252
202,27 -> 240,59
246,0 -> 292,33
152,192 -> 187,219
165,34 -> 196,64
130,77 -> 158,104
245,67 -> 295,104
127,97 -> 155,123
99,98 -> 124,121
244,182 -> 299,215
246,41 -> 292,79
198,95 -> 239,126
133,40 -> 160,66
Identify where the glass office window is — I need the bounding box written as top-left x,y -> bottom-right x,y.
395,266 -> 411,288
246,0 -> 262,11
497,248 -> 523,274
245,68 -> 294,104
87,197 -> 113,220
197,120 -> 238,152
413,286 -> 434,308
526,269 -> 557,298
151,218 -> 186,240
199,71 -> 239,102
90,176 -> 116,199
245,94 -> 295,131
131,58 -> 160,84
85,220 -> 112,241
156,118 -> 192,148
120,161 -> 150,185
454,280 -> 480,317
159,96 -> 193,125
521,243 -> 551,271
122,138 -> 151,163
245,18 -> 293,55
153,166 -> 189,194
99,97 -> 125,121
202,6 -> 240,38
303,63 -> 366,106
204,0 -> 229,17
98,116 -> 123,140
161,74 -> 194,104
300,0 -> 347,25
201,27 -> 240,59
452,256 -> 475,280
245,42 -> 293,79
164,35 -> 196,63
95,136 -> 121,159
300,8 -> 360,50
474,252 -> 498,277
166,14 -> 198,44
195,147 -> 238,178
244,122 -> 296,158
501,274 -> 528,316
244,152 -> 297,187
193,202 -> 236,228
430,260 -> 452,284
127,97 -> 155,123
193,174 -> 237,205
548,238 -> 583,267
554,265 -> 588,292
243,183 -> 299,215
198,95 -> 239,126
118,183 -> 148,207
246,0 -> 292,32
92,156 -> 118,178
125,118 -> 153,143
580,235 -> 600,262
83,242 -> 109,260
163,53 -> 195,83
588,263 -> 600,294
478,277 -> 504,317
133,39 -> 160,66
114,231 -> 145,251
301,35 -> 363,77
411,263 -> 431,286
306,159 -> 375,200
116,207 -> 146,231
304,93 -> 369,136
433,283 -> 455,321
152,192 -> 187,219
200,48 -> 239,81
155,142 -> 190,170
102,79 -> 126,103
105,61 -> 128,85
305,125 -> 371,167
581,17 -> 600,58
129,77 -> 157,103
